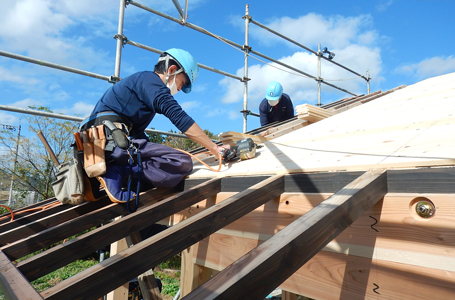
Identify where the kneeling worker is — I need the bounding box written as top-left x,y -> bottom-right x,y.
80,48 -> 228,204
259,81 -> 294,127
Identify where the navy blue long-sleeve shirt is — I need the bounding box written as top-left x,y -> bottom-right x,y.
91,71 -> 195,140
259,93 -> 294,126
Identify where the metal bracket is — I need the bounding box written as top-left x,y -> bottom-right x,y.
108,75 -> 120,84
241,45 -> 252,53
241,76 -> 251,82
113,34 -> 128,46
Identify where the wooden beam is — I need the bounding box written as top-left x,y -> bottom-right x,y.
0,197 -> 113,246
218,131 -> 271,146
106,236 -> 129,300
40,175 -> 284,300
17,179 -> 221,282
3,186 -> 179,261
128,231 -> 162,300
183,169 -> 388,300
0,198 -> 58,226
183,167 -> 455,194
0,250 -> 44,300
180,245 -> 212,298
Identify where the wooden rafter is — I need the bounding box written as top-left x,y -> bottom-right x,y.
0,250 -> 44,300
16,179 -> 221,282
39,175 -> 284,300
183,169 -> 388,300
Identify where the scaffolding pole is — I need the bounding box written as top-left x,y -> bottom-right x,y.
113,0 -> 127,81
0,50 -> 113,82
0,105 -> 214,140
249,18 -> 368,81
242,5 -> 251,133
124,39 -> 243,81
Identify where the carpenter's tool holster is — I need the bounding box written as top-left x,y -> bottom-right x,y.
79,112 -> 132,178
80,125 -> 106,178
78,112 -> 133,203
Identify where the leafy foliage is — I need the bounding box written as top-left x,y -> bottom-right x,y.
0,106 -> 78,206
163,129 -> 218,151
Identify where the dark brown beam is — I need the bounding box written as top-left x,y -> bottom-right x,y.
40,175 -> 284,300
182,167 -> 455,194
183,169 -> 387,300
2,186 -> 179,261
0,250 -> 43,300
0,197 -> 114,246
0,198 -> 58,226
18,178 -> 221,282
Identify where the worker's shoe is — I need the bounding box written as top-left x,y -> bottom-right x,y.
97,164 -> 136,203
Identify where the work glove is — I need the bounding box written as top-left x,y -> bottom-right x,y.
97,164 -> 136,203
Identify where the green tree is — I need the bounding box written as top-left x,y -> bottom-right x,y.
0,107 -> 78,207
163,129 -> 218,151
145,128 -> 166,144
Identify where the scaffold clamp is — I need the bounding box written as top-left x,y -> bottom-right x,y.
108,76 -> 120,84
113,34 -> 128,46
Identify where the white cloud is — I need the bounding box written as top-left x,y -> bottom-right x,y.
395,56 -> 455,80
10,98 -> 43,108
0,0 -> 114,71
0,112 -> 19,125
376,0 -> 394,12
220,47 -> 382,107
56,101 -> 94,118
180,100 -> 198,111
219,13 -> 384,107
250,13 -> 376,49
228,110 -> 240,120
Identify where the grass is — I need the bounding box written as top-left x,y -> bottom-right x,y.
0,254 -> 181,300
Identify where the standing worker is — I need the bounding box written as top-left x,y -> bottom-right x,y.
259,81 -> 294,126
79,48 -> 228,204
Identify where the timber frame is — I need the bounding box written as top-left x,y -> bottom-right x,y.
1,166 -> 454,299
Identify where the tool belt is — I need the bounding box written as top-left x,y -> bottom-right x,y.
77,112 -> 133,178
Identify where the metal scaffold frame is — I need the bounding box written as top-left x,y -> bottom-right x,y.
0,0 -> 370,134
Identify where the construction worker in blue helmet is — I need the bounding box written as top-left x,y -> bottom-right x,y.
259,81 -> 294,126
80,48 -> 229,205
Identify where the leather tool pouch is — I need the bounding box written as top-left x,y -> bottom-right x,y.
82,124 -> 107,178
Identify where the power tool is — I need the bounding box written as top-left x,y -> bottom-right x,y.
220,138 -> 259,162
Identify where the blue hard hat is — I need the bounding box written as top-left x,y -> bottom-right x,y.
265,81 -> 283,101
164,48 -> 199,93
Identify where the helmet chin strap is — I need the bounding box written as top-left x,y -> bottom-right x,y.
159,54 -> 183,85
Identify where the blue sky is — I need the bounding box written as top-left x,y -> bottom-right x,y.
1,0 -> 455,141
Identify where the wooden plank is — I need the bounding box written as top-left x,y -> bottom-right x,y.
0,198 -> 94,236
0,198 -> 58,226
0,197 -> 113,246
40,175 -> 284,300
2,187 -> 179,261
186,192 -> 455,271
107,235 -> 129,300
279,250 -> 455,300
180,245 -> 212,298
260,119 -> 308,140
190,73 -> 455,178
0,250 -> 43,300
183,169 -> 388,300
219,131 -> 271,146
17,179 -> 221,282
128,231 -> 162,300
183,168 -> 455,194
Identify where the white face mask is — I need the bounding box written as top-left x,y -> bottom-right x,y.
167,75 -> 178,96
